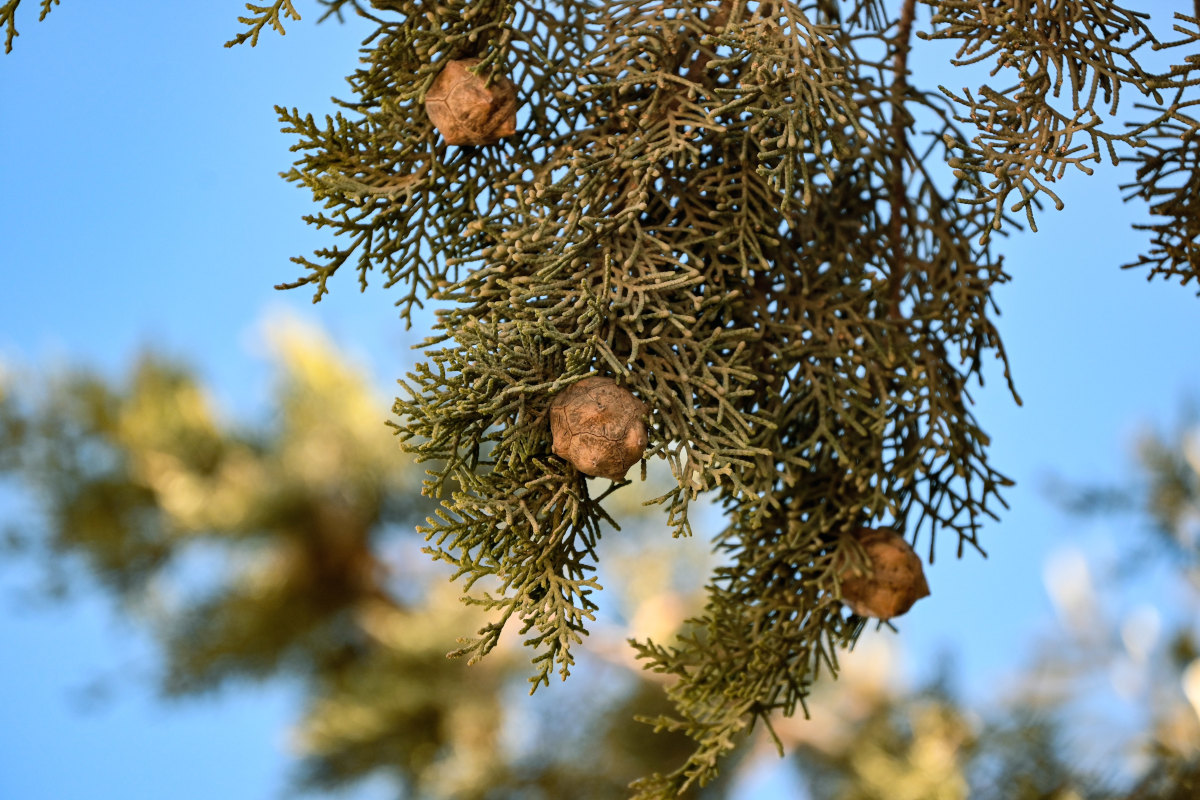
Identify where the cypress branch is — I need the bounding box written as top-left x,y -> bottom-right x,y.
225,1 -> 302,48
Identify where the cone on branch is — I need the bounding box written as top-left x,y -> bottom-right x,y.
837,527 -> 931,620
550,376 -> 647,482
424,58 -> 518,146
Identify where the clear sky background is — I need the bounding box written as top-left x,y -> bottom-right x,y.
2,3 -> 1199,799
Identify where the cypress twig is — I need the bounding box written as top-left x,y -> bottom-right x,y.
888,0 -> 918,320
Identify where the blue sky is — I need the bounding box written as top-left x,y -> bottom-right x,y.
2,3 -> 1199,799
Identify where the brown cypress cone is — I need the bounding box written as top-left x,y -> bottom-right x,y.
424,59 -> 518,146
550,376 -> 647,481
837,527 -> 931,619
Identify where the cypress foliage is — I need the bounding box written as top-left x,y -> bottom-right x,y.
6,0 -> 1200,794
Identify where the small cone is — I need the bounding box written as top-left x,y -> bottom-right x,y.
424,59 -> 518,146
550,377 -> 647,481
838,527 -> 930,619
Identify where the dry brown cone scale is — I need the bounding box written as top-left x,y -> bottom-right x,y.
837,527 -> 931,619
424,58 -> 518,146
550,376 -> 648,482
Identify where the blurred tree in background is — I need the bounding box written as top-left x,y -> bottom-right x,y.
2,324 -> 1199,798
0,321 -> 725,798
